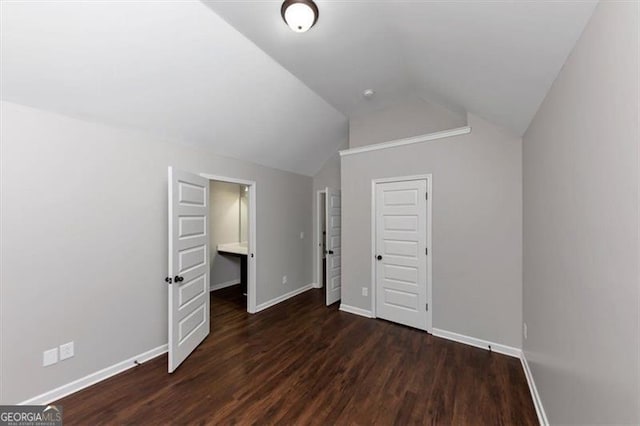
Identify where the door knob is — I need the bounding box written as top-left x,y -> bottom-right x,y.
174,276 -> 184,282
328,250 -> 334,255
376,255 -> 382,260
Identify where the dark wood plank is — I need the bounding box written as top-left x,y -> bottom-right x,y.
56,285 -> 537,425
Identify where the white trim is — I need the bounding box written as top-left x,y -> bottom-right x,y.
520,352 -> 549,426
200,173 -> 257,314
371,174 -> 433,332
339,126 -> 471,157
20,344 -> 168,405
255,284 -> 314,312
210,280 -> 240,292
432,328 -> 521,358
339,304 -> 373,318
315,189 -> 327,289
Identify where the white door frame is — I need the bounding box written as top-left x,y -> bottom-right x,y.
371,174 -> 433,332
315,189 -> 326,288
200,173 -> 258,314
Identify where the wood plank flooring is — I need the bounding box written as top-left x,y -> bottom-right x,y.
56,286 -> 537,425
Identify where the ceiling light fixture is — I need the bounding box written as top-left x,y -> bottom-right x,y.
281,0 -> 319,33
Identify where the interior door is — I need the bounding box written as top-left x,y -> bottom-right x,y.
325,187 -> 341,305
375,179 -> 428,330
168,167 -> 210,373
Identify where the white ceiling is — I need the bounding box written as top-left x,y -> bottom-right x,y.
0,0 -> 348,176
206,0 -> 598,135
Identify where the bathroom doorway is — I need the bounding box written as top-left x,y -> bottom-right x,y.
201,173 -> 257,313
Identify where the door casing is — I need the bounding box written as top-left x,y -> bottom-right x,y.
371,174 -> 433,332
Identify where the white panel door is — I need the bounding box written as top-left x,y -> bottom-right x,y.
168,167 -> 210,373
325,188 -> 341,305
375,179 -> 428,330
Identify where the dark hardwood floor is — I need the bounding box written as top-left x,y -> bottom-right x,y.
56,285 -> 537,425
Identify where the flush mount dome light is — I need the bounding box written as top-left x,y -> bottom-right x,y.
281,0 -> 319,33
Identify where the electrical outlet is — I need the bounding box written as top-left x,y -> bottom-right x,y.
60,341 -> 74,361
523,323 -> 528,340
43,348 -> 58,367
282,275 -> 287,285
300,232 -> 304,239
362,287 -> 368,297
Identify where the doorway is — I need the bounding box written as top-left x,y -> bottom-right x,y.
316,187 -> 342,306
315,189 -> 326,291
166,167 -> 257,373
208,180 -> 250,310
372,175 -> 432,332
200,173 -> 257,314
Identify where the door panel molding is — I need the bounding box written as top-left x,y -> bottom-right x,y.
371,175 -> 432,332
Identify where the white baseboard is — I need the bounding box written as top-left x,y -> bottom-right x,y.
311,282 -> 320,288
432,328 -> 522,358
210,280 -> 240,292
520,352 -> 549,426
20,344 -> 168,405
255,284 -> 314,312
339,304 -> 374,318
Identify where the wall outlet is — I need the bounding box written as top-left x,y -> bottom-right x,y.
282,275 -> 287,285
300,232 -> 304,239
43,348 -> 58,367
362,287 -> 368,297
523,322 -> 528,340
60,341 -> 74,361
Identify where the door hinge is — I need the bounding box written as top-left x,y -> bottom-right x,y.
426,303 -> 429,311
425,248 -> 428,255
426,192 -> 428,200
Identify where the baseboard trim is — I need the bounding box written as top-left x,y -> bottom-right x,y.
339,304 -> 374,318
520,352 -> 549,425
210,280 -> 240,292
311,282 -> 320,289
255,284 -> 314,312
432,328 -> 521,358
20,344 -> 168,405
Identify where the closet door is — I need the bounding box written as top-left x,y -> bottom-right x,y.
375,179 -> 428,330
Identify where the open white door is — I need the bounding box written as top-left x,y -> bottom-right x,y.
325,187 -> 341,305
167,167 -> 210,373
375,179 -> 428,331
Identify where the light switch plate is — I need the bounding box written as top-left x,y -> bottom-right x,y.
362,287 -> 368,297
300,232 -> 304,239
60,341 -> 74,360
282,275 -> 287,285
43,348 -> 58,367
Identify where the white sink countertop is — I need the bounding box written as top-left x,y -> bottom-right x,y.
217,242 -> 248,255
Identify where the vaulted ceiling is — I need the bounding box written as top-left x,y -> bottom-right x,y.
207,0 -> 598,135
1,0 -> 597,177
0,0 -> 347,176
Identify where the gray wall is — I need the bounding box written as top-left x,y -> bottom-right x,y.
522,1 -> 639,424
341,113 -> 523,347
209,181 -> 241,288
0,101 -> 314,404
349,96 -> 467,148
